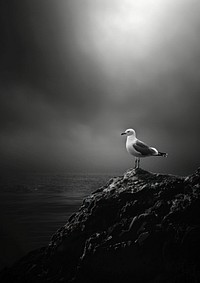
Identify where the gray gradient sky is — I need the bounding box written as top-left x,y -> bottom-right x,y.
0,0 -> 200,175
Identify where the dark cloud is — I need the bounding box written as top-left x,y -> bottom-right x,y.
0,0 -> 200,175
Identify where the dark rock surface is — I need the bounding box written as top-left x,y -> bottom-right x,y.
1,168 -> 200,282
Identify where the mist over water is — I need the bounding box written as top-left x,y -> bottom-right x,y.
0,172 -> 114,269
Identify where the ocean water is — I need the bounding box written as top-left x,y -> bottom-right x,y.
0,172 -> 115,269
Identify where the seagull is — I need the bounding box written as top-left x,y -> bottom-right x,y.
121,128 -> 167,169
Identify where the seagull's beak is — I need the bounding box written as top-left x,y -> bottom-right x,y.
121,132 -> 126,135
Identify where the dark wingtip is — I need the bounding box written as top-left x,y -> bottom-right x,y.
162,152 -> 168,157
158,152 -> 168,157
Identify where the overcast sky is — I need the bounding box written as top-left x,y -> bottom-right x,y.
0,0 -> 200,175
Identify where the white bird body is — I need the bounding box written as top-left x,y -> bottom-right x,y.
126,135 -> 158,158
126,135 -> 141,157
121,128 -> 167,168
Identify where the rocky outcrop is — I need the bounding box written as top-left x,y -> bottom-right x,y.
1,168 -> 200,282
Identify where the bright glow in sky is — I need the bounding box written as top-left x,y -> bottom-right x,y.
70,0 -> 168,75
88,0 -> 160,58
67,0 -> 200,90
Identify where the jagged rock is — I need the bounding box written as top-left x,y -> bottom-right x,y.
1,168 -> 200,282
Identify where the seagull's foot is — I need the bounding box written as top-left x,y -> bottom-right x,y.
133,167 -> 146,175
134,165 -> 140,171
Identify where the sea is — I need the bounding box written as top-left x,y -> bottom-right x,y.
0,172 -> 117,270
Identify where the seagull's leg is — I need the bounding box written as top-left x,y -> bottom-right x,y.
138,158 -> 140,169
134,158 -> 137,169
135,158 -> 139,169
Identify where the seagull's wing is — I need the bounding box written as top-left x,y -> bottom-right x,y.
133,139 -> 155,156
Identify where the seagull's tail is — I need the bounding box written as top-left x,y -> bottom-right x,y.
157,151 -> 168,157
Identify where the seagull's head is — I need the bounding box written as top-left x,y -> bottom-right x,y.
121,128 -> 136,137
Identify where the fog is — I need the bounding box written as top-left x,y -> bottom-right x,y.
0,0 -> 200,175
